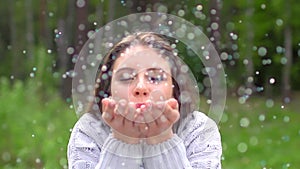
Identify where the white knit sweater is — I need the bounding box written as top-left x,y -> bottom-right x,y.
67,111 -> 222,169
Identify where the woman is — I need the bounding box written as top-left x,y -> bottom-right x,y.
68,32 -> 222,169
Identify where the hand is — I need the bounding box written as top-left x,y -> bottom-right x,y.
137,98 -> 180,144
102,98 -> 180,144
101,98 -> 142,144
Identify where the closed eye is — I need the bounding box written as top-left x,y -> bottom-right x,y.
119,75 -> 136,81
118,72 -> 137,82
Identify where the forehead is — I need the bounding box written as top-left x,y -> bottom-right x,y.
113,45 -> 171,72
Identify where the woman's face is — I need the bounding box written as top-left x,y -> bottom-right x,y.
111,45 -> 173,106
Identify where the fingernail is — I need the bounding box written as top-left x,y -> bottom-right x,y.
102,98 -> 109,105
109,100 -> 116,108
167,99 -> 178,109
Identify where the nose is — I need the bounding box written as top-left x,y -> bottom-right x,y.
133,77 -> 149,97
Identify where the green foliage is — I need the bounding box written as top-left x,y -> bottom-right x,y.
0,77 -> 77,168
32,46 -> 59,89
222,0 -> 300,94
221,96 -> 300,168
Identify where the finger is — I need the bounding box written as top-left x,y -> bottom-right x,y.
124,102 -> 136,122
152,101 -> 166,120
141,100 -> 155,124
115,99 -> 127,116
137,123 -> 149,138
143,101 -> 172,138
101,98 -> 109,111
166,99 -> 180,123
108,98 -> 116,109
111,100 -> 126,126
102,111 -> 113,123
121,101 -> 135,127
166,98 -> 179,110
135,108 -> 145,123
107,112 -> 126,132
162,103 -> 180,123
101,98 -> 115,123
102,98 -> 116,112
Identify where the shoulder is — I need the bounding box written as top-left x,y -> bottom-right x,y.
177,111 -> 216,133
68,114 -> 108,167
177,111 -> 221,145
71,113 -> 110,147
177,111 -> 222,166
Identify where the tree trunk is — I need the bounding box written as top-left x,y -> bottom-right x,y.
281,0 -> 292,103
95,2 -> 104,26
244,0 -> 255,90
282,25 -> 292,102
129,0 -> 159,13
107,0 -> 116,22
9,0 -> 20,79
209,0 -> 221,52
25,0 -> 34,60
56,0 -> 79,99
39,0 -> 52,48
66,0 -> 76,46
57,0 -> 89,99
74,0 -> 89,54
56,19 -> 70,99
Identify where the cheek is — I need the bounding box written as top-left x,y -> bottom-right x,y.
162,82 -> 173,98
110,81 -> 130,100
152,82 -> 173,99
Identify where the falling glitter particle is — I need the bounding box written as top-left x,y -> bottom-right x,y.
258,47 -> 267,56
265,99 -> 274,108
196,4 -> 203,11
258,114 -> 266,122
269,78 -> 275,84
237,142 -> 248,153
240,117 -> 250,128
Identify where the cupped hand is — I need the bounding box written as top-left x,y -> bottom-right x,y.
101,98 -> 142,144
101,98 -> 180,144
138,98 -> 180,144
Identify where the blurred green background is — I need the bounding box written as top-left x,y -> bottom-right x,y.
0,0 -> 299,168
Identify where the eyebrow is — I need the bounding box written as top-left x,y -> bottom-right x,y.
114,67 -> 135,74
115,67 -> 166,74
145,67 -> 165,72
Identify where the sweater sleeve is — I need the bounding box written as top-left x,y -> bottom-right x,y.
143,134 -> 192,169
67,114 -> 144,169
143,111 -> 222,169
96,134 -> 144,169
67,125 -> 100,169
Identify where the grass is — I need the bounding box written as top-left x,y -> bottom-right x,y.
0,78 -> 77,168
0,77 -> 299,168
220,95 -> 300,169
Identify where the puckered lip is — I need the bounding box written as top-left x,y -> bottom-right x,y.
135,103 -> 146,109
